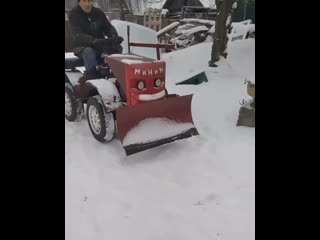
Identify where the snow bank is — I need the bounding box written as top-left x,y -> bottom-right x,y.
162,42 -> 213,84
112,20 -> 159,60
180,26 -> 209,36
162,38 -> 255,85
157,22 -> 180,37
181,18 -> 215,26
227,39 -> 255,80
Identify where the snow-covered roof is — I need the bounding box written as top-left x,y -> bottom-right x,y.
199,0 -> 216,8
147,0 -> 216,10
146,0 -> 167,9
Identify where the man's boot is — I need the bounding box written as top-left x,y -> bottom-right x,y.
78,69 -> 100,84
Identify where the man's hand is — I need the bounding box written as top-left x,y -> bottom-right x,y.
113,36 -> 124,44
93,36 -> 124,54
93,39 -> 107,53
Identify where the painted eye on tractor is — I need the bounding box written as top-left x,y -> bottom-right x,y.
137,80 -> 145,90
154,78 -> 162,87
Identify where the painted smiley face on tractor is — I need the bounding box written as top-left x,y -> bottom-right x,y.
127,62 -> 166,105
103,55 -> 168,106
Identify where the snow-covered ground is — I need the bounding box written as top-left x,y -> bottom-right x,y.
65,37 -> 255,240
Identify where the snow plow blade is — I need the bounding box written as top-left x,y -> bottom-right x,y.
116,94 -> 199,156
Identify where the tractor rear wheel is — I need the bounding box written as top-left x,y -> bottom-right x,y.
65,87 -> 77,121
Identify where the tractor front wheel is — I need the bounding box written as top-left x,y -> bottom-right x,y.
87,97 -> 115,142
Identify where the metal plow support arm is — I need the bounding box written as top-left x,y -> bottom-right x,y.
116,94 -> 199,156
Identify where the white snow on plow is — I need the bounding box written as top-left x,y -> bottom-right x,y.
121,59 -> 145,64
110,54 -> 143,58
122,118 -> 195,146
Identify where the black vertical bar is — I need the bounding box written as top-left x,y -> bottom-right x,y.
127,25 -> 130,54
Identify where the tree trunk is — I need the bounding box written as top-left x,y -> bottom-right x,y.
210,0 -> 238,66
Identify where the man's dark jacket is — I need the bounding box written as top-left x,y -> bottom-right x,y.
69,5 -> 119,55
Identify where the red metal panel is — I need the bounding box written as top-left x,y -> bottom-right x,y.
104,55 -> 166,105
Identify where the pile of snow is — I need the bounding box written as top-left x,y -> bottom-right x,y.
162,42 -> 213,85
231,23 -> 255,40
162,38 -> 255,85
112,20 -> 159,59
157,21 -> 180,37
123,118 -> 195,146
179,26 -> 209,36
175,24 -> 198,35
181,18 -> 215,26
208,20 -> 255,40
227,39 -> 255,80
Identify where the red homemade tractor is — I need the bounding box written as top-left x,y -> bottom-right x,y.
65,23 -> 199,155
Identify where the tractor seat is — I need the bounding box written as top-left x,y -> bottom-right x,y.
65,52 -> 84,70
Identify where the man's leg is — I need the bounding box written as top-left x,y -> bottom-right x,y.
80,47 -> 99,72
78,47 -> 100,83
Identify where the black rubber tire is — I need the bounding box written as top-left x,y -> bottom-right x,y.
86,97 -> 107,142
65,86 -> 77,122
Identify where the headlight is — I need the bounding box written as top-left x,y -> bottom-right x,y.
154,78 -> 162,87
137,81 -> 145,90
